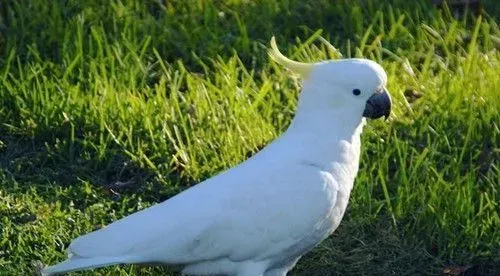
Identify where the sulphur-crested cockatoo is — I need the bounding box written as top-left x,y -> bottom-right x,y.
42,37 -> 391,276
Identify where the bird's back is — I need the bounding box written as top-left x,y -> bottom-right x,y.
67,143 -> 344,269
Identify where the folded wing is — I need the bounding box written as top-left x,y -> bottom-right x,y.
64,164 -> 337,268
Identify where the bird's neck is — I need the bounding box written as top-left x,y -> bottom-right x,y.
286,109 -> 365,143
273,110 -> 364,196
281,108 -> 365,177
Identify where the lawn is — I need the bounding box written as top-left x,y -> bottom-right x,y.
0,0 -> 499,275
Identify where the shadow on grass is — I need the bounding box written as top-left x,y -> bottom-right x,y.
293,216 -> 499,276
0,132 -> 185,206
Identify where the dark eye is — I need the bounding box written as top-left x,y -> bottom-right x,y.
352,89 -> 361,96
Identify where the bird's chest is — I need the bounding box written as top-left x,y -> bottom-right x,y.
312,168 -> 352,235
281,168 -> 351,253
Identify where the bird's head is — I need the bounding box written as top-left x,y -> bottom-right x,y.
269,37 -> 391,122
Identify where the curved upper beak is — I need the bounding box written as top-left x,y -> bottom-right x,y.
363,88 -> 392,120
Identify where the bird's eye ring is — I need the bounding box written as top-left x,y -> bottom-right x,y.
352,89 -> 361,96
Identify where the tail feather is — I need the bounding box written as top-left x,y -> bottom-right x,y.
41,256 -> 125,276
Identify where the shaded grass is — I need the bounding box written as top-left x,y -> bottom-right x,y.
0,0 -> 499,275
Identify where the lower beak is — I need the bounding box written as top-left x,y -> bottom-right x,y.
363,88 -> 392,120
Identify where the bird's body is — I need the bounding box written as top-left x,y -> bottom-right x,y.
42,37 -> 391,276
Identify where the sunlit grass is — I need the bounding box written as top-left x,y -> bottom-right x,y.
0,0 -> 498,275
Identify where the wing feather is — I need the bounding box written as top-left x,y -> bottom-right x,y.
68,164 -> 337,265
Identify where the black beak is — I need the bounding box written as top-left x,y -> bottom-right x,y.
363,88 -> 392,120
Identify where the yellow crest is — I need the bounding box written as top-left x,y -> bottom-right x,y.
268,37 -> 313,78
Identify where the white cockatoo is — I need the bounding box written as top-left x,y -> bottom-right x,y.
42,37 -> 391,276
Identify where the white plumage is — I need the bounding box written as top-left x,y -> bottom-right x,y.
42,37 -> 391,276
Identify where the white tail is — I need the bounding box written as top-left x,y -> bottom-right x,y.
41,256 -> 126,276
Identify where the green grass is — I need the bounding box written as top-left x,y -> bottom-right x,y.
0,0 -> 499,275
